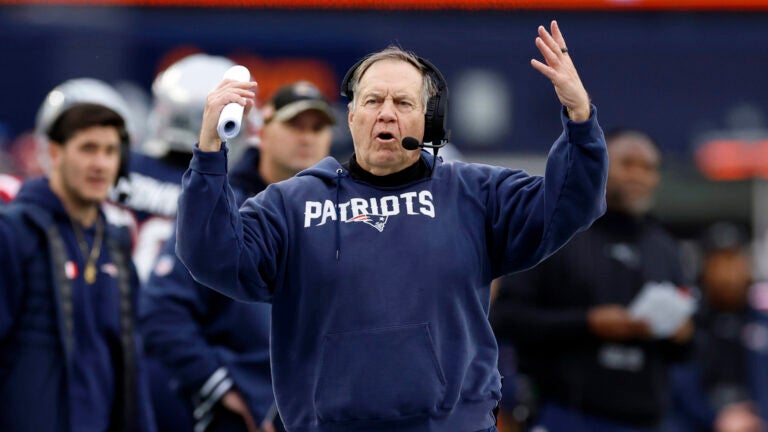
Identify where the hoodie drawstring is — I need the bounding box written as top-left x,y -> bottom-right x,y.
334,168 -> 343,261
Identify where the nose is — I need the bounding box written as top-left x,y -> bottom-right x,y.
377,99 -> 397,123
93,149 -> 117,172
296,128 -> 314,146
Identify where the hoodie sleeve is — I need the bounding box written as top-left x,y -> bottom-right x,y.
489,105 -> 607,276
140,229 -> 227,397
176,144 -> 282,303
0,214 -> 25,339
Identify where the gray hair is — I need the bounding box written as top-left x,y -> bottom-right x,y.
346,46 -> 437,113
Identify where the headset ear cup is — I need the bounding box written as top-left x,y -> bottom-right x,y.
424,96 -> 438,144
418,57 -> 449,145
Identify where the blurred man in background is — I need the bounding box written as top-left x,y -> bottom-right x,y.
116,52 -> 251,283
140,81 -> 335,432
0,79 -> 155,431
116,53 -> 255,432
491,129 -> 692,432
665,223 -> 768,432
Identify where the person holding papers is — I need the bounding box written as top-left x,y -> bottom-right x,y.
490,128 -> 693,432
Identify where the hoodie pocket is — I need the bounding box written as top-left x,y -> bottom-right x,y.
314,323 -> 447,423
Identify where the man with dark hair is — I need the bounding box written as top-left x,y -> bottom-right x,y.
491,128 -> 692,432
0,81 -> 155,432
140,80 -> 335,432
176,21 -> 607,432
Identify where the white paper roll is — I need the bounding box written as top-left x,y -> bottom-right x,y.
216,65 -> 251,141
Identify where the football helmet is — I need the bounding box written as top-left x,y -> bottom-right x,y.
143,53 -> 238,157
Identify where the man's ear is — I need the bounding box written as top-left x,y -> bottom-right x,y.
48,141 -> 62,166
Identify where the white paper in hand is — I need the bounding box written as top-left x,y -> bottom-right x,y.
629,281 -> 696,338
216,65 -> 251,142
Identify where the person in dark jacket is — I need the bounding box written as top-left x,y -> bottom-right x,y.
665,223 -> 768,432
175,22 -> 608,432
0,82 -> 155,431
139,81 -> 335,432
490,128 -> 693,432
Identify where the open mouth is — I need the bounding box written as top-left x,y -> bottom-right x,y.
376,132 -> 396,142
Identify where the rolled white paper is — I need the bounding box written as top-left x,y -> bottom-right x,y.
216,65 -> 251,141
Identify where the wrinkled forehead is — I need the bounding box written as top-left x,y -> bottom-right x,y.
357,59 -> 424,96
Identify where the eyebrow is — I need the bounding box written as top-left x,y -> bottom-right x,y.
360,90 -> 417,100
77,140 -> 120,149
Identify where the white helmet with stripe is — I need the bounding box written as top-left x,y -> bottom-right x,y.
143,53 -> 238,157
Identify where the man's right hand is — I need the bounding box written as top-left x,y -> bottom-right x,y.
199,79 -> 257,152
587,304 -> 651,341
221,389 -> 260,432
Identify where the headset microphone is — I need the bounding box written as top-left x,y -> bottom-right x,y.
401,136 -> 447,151
402,137 -> 420,150
401,136 -> 447,176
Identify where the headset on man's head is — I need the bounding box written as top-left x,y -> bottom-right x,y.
340,54 -> 450,145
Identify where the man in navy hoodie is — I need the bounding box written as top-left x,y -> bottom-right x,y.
140,81 -> 335,432
0,81 -> 155,431
177,21 -> 607,432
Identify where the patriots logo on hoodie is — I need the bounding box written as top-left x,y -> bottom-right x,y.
346,213 -> 389,232
303,191 -> 435,230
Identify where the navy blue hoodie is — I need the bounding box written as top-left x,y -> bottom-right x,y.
0,178 -> 155,432
177,107 -> 608,432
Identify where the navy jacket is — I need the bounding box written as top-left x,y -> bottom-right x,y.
0,178 -> 155,432
139,148 -> 276,427
490,210 -> 688,427
176,107 -> 608,432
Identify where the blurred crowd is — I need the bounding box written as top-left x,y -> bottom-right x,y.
1,49 -> 767,432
